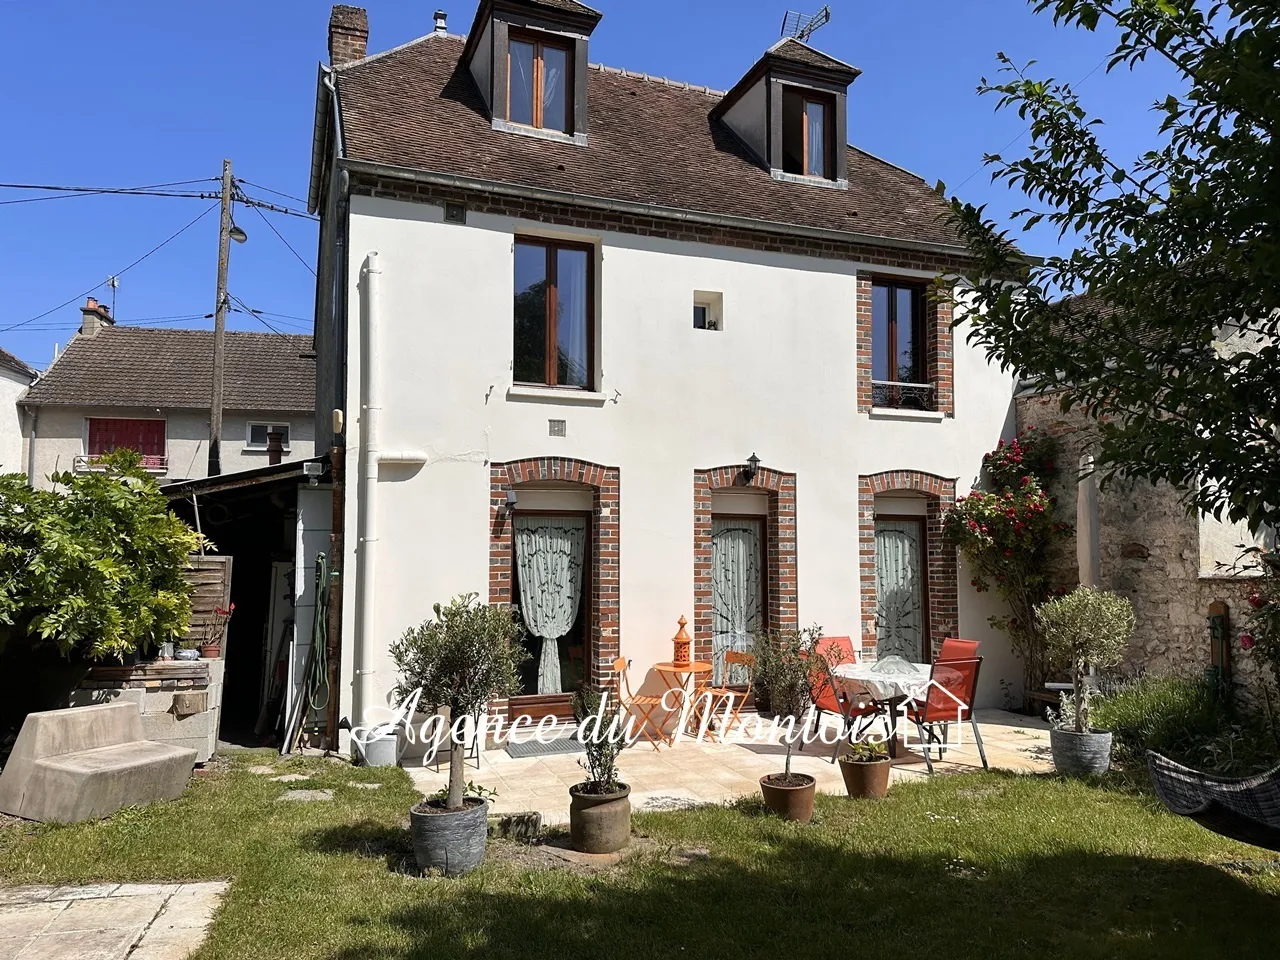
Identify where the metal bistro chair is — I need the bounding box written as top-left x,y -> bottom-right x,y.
905,657 -> 988,773
701,650 -> 755,741
937,637 -> 980,662
610,657 -> 669,751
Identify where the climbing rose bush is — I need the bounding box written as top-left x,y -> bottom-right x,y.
944,429 -> 1071,693
1240,551 -> 1280,692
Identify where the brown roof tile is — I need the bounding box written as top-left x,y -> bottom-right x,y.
768,37 -> 859,75
0,345 -> 36,381
21,327 -> 315,413
335,35 -> 961,249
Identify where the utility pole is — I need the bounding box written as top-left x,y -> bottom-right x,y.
207,158 -> 233,477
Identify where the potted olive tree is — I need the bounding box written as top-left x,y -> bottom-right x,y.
757,625 -> 822,822
1037,586 -> 1135,777
568,688 -> 630,853
390,593 -> 526,877
838,739 -> 891,800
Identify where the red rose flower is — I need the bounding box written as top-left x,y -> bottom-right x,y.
1240,634 -> 1256,651
1248,593 -> 1265,609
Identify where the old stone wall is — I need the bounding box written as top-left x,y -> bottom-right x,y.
1015,392 -> 1269,704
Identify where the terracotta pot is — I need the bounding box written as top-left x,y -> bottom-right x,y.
198,644 -> 221,659
839,758 -> 892,799
569,782 -> 631,853
759,773 -> 816,822
410,798 -> 489,877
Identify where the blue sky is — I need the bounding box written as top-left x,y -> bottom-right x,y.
0,0 -> 1178,371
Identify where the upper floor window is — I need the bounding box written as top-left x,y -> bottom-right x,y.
88,417 -> 165,457
872,280 -> 932,409
247,422 -> 291,451
514,237 -> 593,389
781,88 -> 833,179
509,33 -> 571,133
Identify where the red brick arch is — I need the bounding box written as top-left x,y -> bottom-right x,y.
858,470 -> 957,661
693,463 -> 798,662
490,457 -> 620,690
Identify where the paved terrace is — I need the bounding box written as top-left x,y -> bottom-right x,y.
407,709 -> 1052,825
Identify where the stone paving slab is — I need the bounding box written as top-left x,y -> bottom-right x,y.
0,880 -> 227,960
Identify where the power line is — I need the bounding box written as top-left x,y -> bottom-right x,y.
228,292 -> 288,337
0,179 -> 220,205
238,194 -> 318,221
0,201 -> 220,334
235,179 -> 308,206
246,201 -> 316,277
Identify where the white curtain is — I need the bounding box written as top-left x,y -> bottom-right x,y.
514,515 -> 587,694
874,520 -> 924,661
806,100 -> 826,176
711,517 -> 764,685
557,249 -> 588,387
509,41 -> 535,126
542,46 -> 567,131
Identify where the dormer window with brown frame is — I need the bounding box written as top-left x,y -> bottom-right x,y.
508,31 -> 572,134
781,88 -> 833,180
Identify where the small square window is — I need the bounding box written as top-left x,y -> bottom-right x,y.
247,423 -> 291,450
693,291 -> 723,331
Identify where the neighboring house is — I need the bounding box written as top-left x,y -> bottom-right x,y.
20,298 -> 317,488
307,1 -> 1022,734
0,346 -> 37,475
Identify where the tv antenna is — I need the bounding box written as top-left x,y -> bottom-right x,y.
780,5 -> 831,43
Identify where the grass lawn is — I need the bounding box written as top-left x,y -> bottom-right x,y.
1,753 -> 1278,959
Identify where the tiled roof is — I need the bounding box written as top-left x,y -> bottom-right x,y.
21,327 -> 315,413
0,345 -> 35,381
525,0 -> 600,14
768,37 -> 859,75
335,35 -> 962,250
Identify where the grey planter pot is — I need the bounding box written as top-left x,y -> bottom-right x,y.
569,783 -> 631,854
410,798 -> 489,877
1050,727 -> 1113,777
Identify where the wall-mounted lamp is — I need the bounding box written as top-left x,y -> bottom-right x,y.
499,488 -> 519,518
741,452 -> 761,484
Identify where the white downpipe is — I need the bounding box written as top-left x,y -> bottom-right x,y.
1077,453 -> 1101,588
353,253 -> 431,730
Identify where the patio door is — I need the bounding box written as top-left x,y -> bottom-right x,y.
711,515 -> 766,686
874,517 -> 926,661
510,511 -> 590,724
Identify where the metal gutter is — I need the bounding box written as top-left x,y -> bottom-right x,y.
338,158 -> 975,259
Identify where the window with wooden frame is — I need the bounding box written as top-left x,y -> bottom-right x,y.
871,278 -> 933,410
513,237 -> 594,389
508,32 -> 572,133
781,87 -> 834,179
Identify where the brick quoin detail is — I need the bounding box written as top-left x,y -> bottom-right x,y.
489,457 -> 620,698
854,274 -> 955,416
693,465 -> 798,663
858,471 -> 957,661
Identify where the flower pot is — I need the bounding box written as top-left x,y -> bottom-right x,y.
839,757 -> 892,799
158,642 -> 174,661
174,648 -> 200,661
759,773 -> 816,822
409,798 -> 489,877
354,725 -> 402,767
1050,727 -> 1113,777
198,643 -> 221,659
568,782 -> 631,854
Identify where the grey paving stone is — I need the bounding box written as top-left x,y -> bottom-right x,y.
47,885 -> 119,902
268,774 -> 310,783
346,782 -> 381,790
0,885 -> 53,905
46,894 -> 165,932
274,789 -> 333,802
14,927 -> 136,960
0,937 -> 35,960
0,901 -> 66,939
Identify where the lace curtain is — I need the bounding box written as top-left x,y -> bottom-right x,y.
514,515 -> 587,695
711,517 -> 764,685
874,519 -> 924,661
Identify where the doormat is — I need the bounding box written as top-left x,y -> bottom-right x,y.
505,734 -> 584,759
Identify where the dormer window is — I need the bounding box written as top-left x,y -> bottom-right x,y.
781,89 -> 833,180
509,32 -> 571,133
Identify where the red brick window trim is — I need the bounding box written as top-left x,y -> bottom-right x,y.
693,465 -> 798,663
858,471 -> 957,662
855,273 -> 954,417
489,458 -> 620,697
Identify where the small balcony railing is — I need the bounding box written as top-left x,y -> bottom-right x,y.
871,380 -> 937,412
74,454 -> 168,476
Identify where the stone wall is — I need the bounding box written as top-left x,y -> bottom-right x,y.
1015,391 -> 1269,704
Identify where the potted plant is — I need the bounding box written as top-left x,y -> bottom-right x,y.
838,739 -> 892,799
757,624 -> 822,822
174,639 -> 200,661
390,593 -> 526,877
567,688 -> 630,854
198,603 -> 234,659
1037,586 -> 1135,777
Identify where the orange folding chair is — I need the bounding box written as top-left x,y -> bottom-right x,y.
610,657 -> 669,750
701,650 -> 755,741
937,638 -> 980,662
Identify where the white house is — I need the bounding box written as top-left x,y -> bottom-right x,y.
307,1 -> 1021,736
0,346 -> 36,475
19,298 -> 317,488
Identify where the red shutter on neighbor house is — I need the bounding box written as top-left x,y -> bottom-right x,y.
87,418 -> 166,457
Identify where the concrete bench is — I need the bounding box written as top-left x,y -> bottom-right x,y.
0,702 -> 197,823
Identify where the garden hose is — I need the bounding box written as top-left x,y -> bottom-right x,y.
306,553 -> 331,714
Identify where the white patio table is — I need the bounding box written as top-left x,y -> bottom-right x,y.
831,657 -> 933,757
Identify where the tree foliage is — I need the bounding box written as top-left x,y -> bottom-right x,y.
1038,586 -> 1136,731
0,451 -> 205,662
945,1 -> 1280,534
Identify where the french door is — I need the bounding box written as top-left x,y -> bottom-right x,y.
874,517 -> 927,661
711,515 -> 766,686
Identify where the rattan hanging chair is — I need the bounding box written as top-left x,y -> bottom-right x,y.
1147,751 -> 1280,851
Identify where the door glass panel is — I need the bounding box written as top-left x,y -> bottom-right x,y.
874,519 -> 924,661
711,516 -> 764,686
513,242 -> 547,384
509,40 -> 535,126
555,247 -> 589,388
541,44 -> 569,132
513,513 -> 588,700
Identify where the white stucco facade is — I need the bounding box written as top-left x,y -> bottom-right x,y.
22,406 -> 316,489
0,365 -> 32,476
337,195 -> 1021,720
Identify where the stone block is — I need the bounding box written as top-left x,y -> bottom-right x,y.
170,692 -> 207,717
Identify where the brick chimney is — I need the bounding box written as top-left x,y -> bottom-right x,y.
329,5 -> 369,66
79,297 -> 114,338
